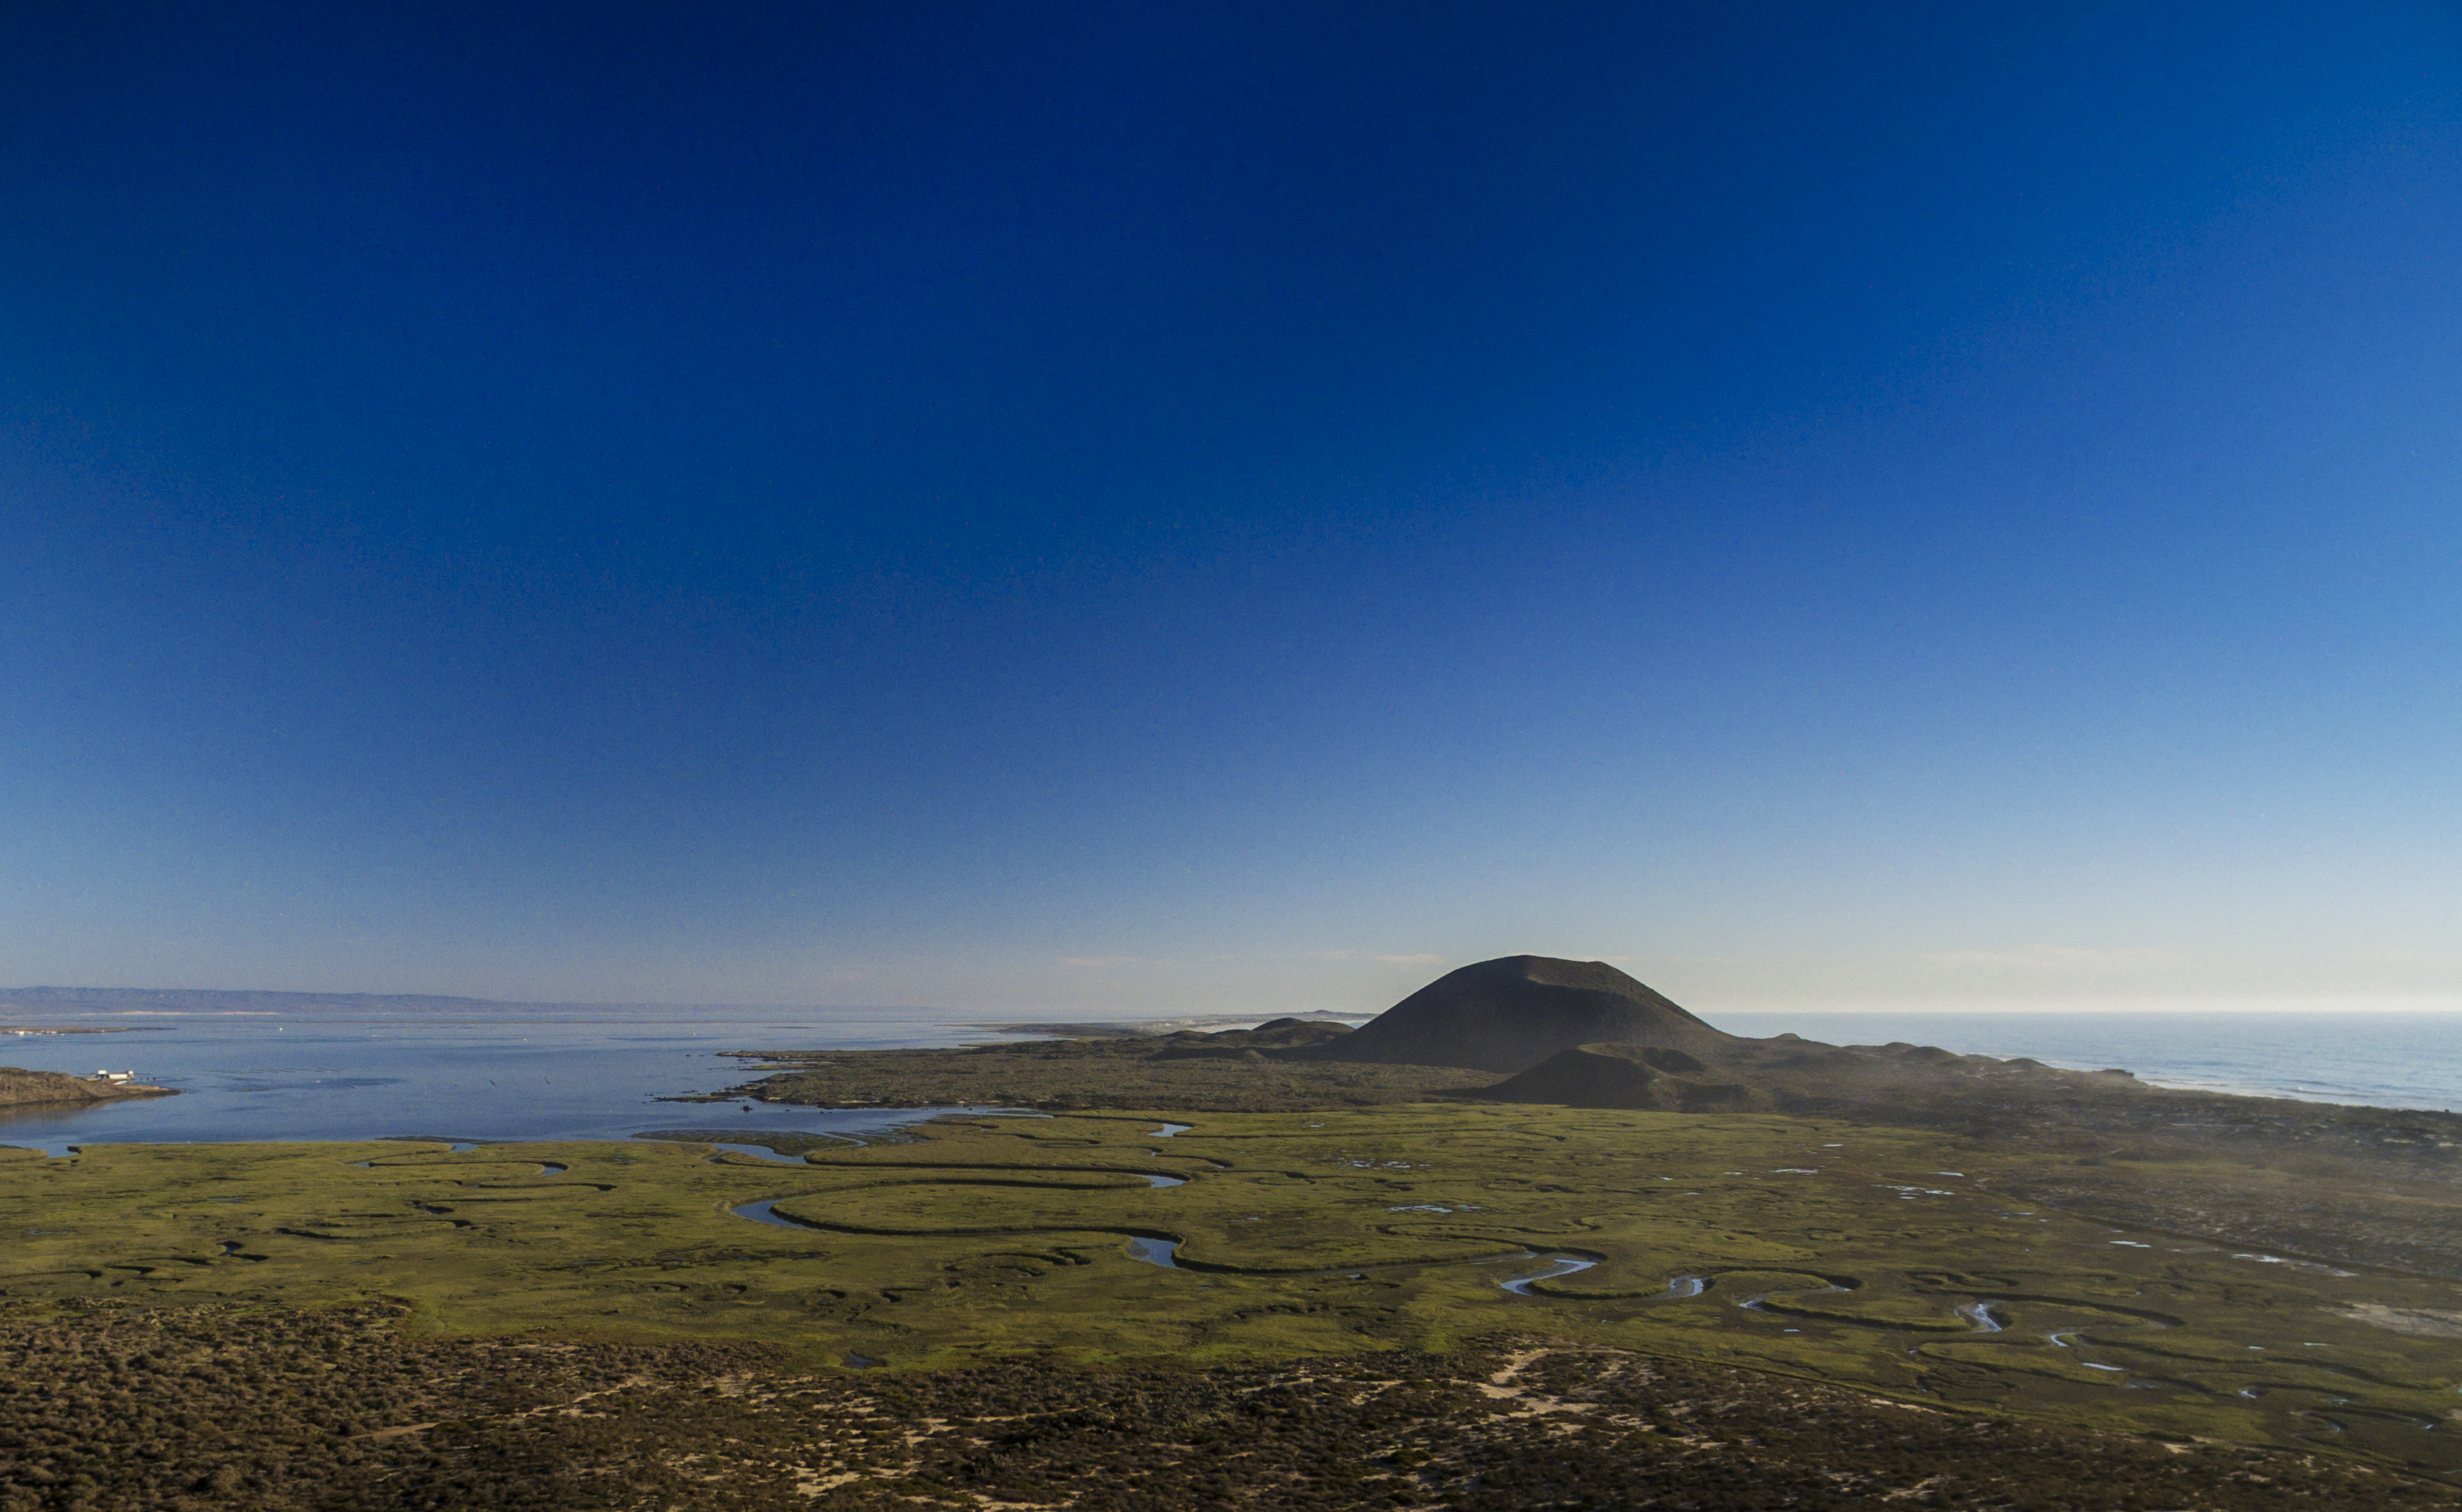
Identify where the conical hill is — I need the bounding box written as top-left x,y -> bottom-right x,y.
1313,955 -> 1735,1074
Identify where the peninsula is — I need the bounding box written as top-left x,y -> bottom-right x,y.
0,1064 -> 175,1109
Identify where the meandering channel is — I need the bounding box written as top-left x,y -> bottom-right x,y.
714,1124 -> 1688,1300
1498,1254 -> 1598,1294
719,1135 -> 1660,1295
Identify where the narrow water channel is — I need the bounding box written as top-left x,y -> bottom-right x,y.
731,1198 -> 820,1230
1499,1254 -> 1598,1294
1954,1301 -> 2007,1332
706,1142 -> 811,1165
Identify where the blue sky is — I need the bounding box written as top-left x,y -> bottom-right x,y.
3,2 -> 2458,1014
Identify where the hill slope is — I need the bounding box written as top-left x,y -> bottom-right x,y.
1476,1041 -> 1763,1111
1310,956 -> 1735,1073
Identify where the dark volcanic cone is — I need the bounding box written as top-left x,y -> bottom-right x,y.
1315,955 -> 1735,1073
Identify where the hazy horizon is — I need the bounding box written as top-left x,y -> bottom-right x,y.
7,976 -> 2461,1023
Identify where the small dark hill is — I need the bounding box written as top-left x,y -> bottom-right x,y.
1477,1042 -> 1763,1112
1151,1017 -> 1354,1060
1313,956 -> 1735,1074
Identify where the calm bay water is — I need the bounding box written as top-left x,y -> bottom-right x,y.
2,1004 -> 2454,1155
0,1008 -> 1004,1156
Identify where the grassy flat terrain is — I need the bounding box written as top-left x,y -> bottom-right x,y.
4,1105 -> 2458,1491
718,1033 -> 1492,1111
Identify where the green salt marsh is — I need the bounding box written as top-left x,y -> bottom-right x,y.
5,1105 -> 2458,1480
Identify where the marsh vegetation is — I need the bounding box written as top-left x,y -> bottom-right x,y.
5,962 -> 2458,1505
2,1102 -> 2458,1503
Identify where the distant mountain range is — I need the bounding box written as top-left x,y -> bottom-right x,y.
0,987 -> 911,1016
0,986 -> 533,1014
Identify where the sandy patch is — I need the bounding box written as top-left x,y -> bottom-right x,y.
2332,1302 -> 2462,1338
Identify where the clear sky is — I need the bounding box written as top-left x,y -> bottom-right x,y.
3,3 -> 2457,1016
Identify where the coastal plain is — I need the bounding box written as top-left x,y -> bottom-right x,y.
4,1105 -> 2458,1494
6,959 -> 2461,1508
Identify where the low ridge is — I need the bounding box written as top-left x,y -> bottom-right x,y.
1313,955 -> 1735,1074
1477,1042 -> 1763,1111
0,1066 -> 173,1109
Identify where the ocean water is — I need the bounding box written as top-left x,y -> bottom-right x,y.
2,1004 -> 2454,1155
